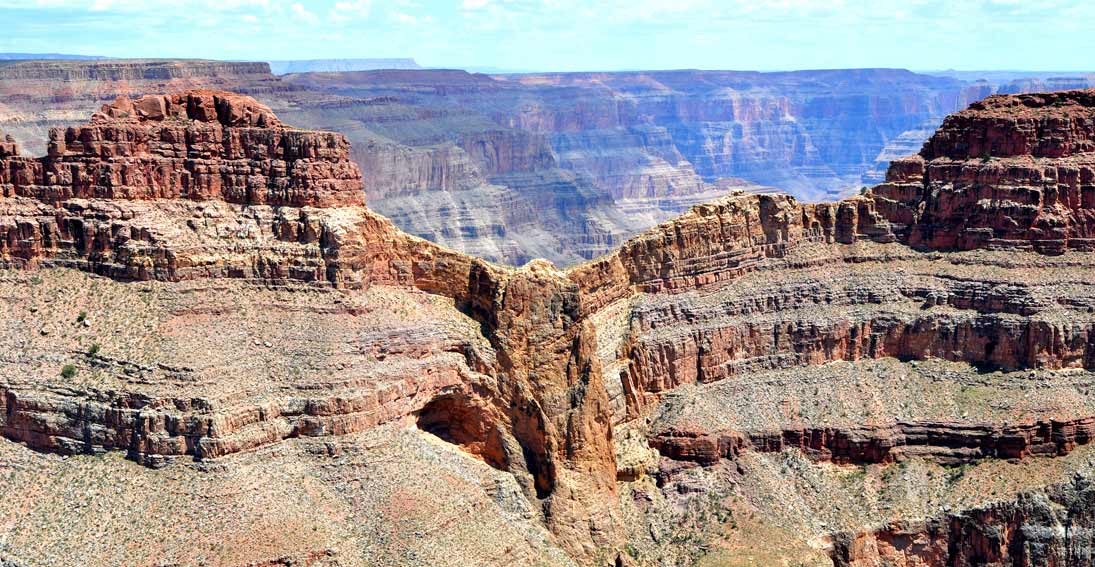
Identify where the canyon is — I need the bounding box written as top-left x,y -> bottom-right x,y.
1,83 -> 1095,567
3,58 -> 1088,267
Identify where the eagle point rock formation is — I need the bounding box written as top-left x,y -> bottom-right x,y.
3,89 -> 1095,566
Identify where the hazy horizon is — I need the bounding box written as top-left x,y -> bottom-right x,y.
1,55 -> 1091,78
2,0 -> 1094,73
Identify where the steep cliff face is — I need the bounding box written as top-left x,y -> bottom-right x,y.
500,69 -> 982,201
8,87 -> 1095,567
571,90 -> 1095,566
833,477 -> 1095,567
271,73 -> 652,267
873,90 -> 1095,253
0,92 -> 620,565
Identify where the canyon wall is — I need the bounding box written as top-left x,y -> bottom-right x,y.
6,78 -> 1095,566
0,92 -> 621,563
7,61 -> 1094,269
832,479 -> 1095,567
575,89 -> 1095,566
498,69 -> 988,201
274,68 -> 996,266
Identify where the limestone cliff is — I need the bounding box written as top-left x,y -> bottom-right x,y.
873,90 -> 1095,252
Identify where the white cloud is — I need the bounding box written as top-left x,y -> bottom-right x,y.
290,1 -> 318,24
330,0 -> 371,23
462,0 -> 489,9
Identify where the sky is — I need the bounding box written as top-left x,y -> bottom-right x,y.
1,0 -> 1093,72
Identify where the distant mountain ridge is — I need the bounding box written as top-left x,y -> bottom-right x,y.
267,58 -> 421,75
0,52 -> 105,60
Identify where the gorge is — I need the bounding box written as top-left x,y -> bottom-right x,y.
2,81 -> 1095,566
2,59 -> 1087,267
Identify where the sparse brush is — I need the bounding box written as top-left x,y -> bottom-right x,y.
88,343 -> 101,356
76,310 -> 88,323
61,364 -> 77,379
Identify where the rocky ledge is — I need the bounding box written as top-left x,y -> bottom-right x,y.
0,92 -> 617,563
5,89 -> 1095,566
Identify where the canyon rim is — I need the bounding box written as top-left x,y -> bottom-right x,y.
4,2 -> 1095,567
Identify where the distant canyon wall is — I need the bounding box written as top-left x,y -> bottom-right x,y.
4,60 -> 1093,267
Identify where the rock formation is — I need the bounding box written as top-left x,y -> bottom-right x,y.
0,91 -> 618,564
275,68 -> 981,266
6,88 -> 1095,567
874,90 -> 1095,253
576,89 -> 1095,565
12,62 -> 1095,270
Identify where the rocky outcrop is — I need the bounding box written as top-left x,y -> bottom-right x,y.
0,133 -> 16,158
0,344 -> 479,468
652,417 -> 1095,467
0,91 -> 620,562
832,476 -> 1095,567
5,91 -> 361,207
568,191 -> 894,312
0,91 -> 404,285
921,91 -> 1095,160
872,90 -> 1095,253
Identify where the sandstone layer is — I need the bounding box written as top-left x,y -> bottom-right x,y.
9,61 -> 1093,269
6,89 -> 1095,567
0,92 -> 619,565
582,89 -> 1095,566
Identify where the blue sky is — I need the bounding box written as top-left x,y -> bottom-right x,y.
1,0 -> 1092,72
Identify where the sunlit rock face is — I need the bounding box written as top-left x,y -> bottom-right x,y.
4,61 -> 1066,268
9,72 -> 1095,567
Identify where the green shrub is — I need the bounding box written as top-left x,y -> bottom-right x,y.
88,343 -> 101,356
76,311 -> 88,323
60,364 -> 77,379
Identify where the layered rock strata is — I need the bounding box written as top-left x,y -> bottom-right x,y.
7,89 -> 1095,566
832,477 -> 1095,567
584,90 -> 1095,565
873,90 -> 1095,253
0,91 -> 618,562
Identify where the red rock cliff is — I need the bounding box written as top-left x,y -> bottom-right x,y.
0,91 -> 621,561
872,89 -> 1095,253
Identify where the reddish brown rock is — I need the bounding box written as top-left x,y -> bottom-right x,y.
652,417 -> 1095,468
832,480 -> 1095,567
922,90 -> 1095,160
872,89 -> 1095,253
9,86 -> 1095,566
0,133 -> 17,158
0,92 -> 621,562
3,91 -> 362,208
